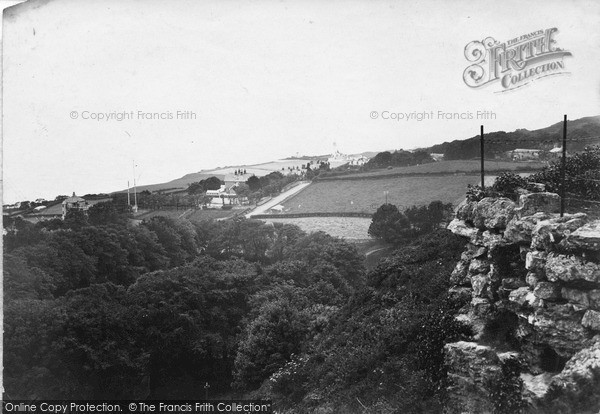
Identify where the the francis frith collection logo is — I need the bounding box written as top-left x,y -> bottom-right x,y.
463,28 -> 572,92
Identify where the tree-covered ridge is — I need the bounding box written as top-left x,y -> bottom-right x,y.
426,117 -> 600,160
365,150 -> 434,169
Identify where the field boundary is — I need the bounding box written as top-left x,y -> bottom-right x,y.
313,169 -> 542,182
250,212 -> 373,219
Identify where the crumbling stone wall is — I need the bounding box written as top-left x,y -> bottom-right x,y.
444,191 -> 600,414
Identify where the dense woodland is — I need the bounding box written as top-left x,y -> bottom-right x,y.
4,198 -> 471,412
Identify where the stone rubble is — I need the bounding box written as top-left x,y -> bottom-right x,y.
444,191 -> 600,413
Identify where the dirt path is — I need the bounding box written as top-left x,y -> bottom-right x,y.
245,181 -> 311,218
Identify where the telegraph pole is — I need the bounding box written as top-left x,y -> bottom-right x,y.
133,160 -> 138,213
480,125 -> 485,189
560,115 -> 567,217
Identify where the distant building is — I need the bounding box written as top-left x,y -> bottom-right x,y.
506,149 -> 541,161
327,150 -> 369,166
549,146 -> 565,159
62,192 -> 90,219
3,202 -> 21,210
224,173 -> 250,188
206,185 -> 239,207
430,153 -> 444,161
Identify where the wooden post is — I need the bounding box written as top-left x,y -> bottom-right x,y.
480,125 -> 485,189
560,115 -> 567,217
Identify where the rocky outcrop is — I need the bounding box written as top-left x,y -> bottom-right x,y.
542,340 -> 600,413
444,341 -> 501,414
444,192 -> 600,414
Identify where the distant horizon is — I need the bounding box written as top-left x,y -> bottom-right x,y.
4,112 -> 598,204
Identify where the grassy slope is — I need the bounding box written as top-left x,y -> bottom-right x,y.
282,175 -> 480,214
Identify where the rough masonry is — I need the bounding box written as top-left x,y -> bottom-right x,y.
445,191 -> 600,413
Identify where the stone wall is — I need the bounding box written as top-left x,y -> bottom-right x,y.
445,192 -> 600,413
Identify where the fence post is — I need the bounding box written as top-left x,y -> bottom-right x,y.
480,125 -> 485,189
560,115 -> 567,217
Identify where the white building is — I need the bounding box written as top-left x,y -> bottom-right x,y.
507,149 -> 541,161
61,193 -> 90,219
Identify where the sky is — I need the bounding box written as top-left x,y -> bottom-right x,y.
2,0 -> 600,203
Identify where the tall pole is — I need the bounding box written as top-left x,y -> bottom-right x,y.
480,125 -> 485,189
133,160 -> 138,212
560,115 -> 567,217
127,181 -> 131,206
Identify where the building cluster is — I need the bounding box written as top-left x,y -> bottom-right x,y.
327,150 -> 369,166
503,147 -> 564,161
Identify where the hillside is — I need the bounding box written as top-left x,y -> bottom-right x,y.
116,115 -> 599,195
426,115 -> 600,160
117,158 -> 314,193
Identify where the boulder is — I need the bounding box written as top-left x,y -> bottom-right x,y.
531,215 -> 588,251
509,287 -> 532,307
488,263 -> 501,283
515,192 -> 560,218
466,242 -> 487,259
504,212 -> 551,244
561,221 -> 600,251
481,231 -> 505,252
581,310 -> 600,331
469,259 -> 491,275
590,290 -> 600,310
521,372 -> 554,402
545,253 -> 600,284
561,288 -> 591,310
533,281 -> 561,301
526,251 -> 547,271
448,219 -> 479,239
544,340 -> 600,412
450,260 -> 470,286
472,197 -> 516,230
469,230 -> 505,250
530,303 -> 591,358
526,271 -> 543,288
444,341 -> 501,414
455,198 -> 477,222
471,274 -> 490,297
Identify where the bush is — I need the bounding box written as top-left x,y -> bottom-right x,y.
490,172 -> 529,201
529,145 -> 600,200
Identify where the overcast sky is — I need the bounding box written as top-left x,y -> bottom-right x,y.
2,0 -> 600,203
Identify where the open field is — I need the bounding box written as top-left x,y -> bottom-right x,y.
264,217 -> 373,240
280,174 -> 480,214
318,159 -> 546,180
